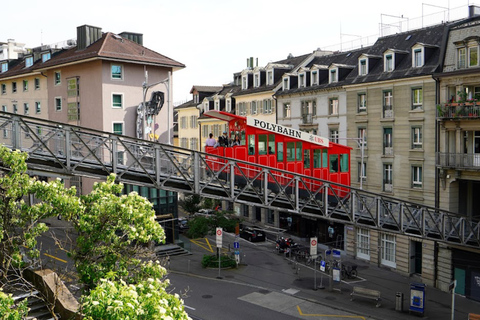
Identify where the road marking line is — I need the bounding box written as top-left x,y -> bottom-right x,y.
43,253 -> 67,263
190,238 -> 214,253
184,305 -> 196,310
297,305 -> 366,319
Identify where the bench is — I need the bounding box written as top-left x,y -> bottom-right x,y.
469,313 -> 480,320
350,286 -> 381,307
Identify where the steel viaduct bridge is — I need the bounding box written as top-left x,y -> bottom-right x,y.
1,112 -> 479,249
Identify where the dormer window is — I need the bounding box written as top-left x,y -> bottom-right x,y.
469,46 -> 479,67
413,48 -> 423,67
193,94 -> 199,104
385,54 -> 394,72
1,63 -> 7,73
204,101 -> 209,112
242,75 -> 248,90
214,100 -> 220,111
254,73 -> 260,87
42,52 -> 51,63
283,77 -> 289,90
226,98 -> 231,112
267,70 -> 273,85
456,38 -> 480,69
298,73 -> 305,88
25,57 -> 33,68
359,59 -> 367,75
311,70 -> 318,85
329,69 -> 337,83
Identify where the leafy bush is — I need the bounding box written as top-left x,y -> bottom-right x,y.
186,216 -> 210,238
201,254 -> 236,268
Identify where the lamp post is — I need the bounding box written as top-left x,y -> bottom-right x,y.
142,71 -> 171,143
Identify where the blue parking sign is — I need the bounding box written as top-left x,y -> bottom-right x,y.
234,241 -> 239,249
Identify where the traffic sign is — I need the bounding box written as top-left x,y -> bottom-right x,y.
320,260 -> 326,272
234,241 -> 239,249
216,227 -> 223,248
310,237 -> 317,256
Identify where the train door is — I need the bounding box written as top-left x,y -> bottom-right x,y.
312,149 -> 328,183
257,133 -> 275,167
286,140 -> 303,175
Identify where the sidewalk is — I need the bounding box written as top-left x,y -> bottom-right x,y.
170,233 -> 480,320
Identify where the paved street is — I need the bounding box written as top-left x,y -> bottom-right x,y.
168,232 -> 480,320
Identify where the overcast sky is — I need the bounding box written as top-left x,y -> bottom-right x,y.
1,0 -> 474,104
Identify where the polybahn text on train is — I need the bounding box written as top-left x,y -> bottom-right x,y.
204,111 -> 351,199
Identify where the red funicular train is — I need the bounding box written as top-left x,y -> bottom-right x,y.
204,111 -> 351,200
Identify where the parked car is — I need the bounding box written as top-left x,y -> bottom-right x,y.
239,226 -> 265,242
178,217 -> 189,232
194,209 -> 216,217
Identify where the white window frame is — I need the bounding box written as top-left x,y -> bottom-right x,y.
55,97 -> 62,112
298,73 -> 305,88
1,62 -> 7,73
282,77 -> 289,90
112,93 -> 123,108
226,98 -> 232,112
359,58 -> 367,75
42,52 -> 51,62
381,233 -> 396,268
214,100 -> 220,111
112,122 -> 124,135
412,87 -> 423,110
311,70 -> 318,85
412,47 -> 424,68
329,68 -> 338,83
34,78 -> 40,90
251,101 -> 257,115
267,70 -> 273,86
329,98 -> 339,115
412,126 -> 423,149
384,53 -> 394,72
358,93 -> 367,112
54,71 -> 61,86
25,56 -> 33,68
356,228 -> 370,260
254,73 -> 260,87
412,165 -> 423,188
358,127 -> 367,147
111,64 -> 123,80
283,102 -> 291,119
458,47 -> 466,69
469,45 -> 479,67
383,163 -> 393,191
330,128 -> 339,144
242,75 -> 248,90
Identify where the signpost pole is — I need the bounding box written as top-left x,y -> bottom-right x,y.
216,227 -> 223,279
310,237 -> 318,290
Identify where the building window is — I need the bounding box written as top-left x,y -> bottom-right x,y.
1,63 -> 7,73
469,46 -> 479,67
113,122 -> 123,135
68,102 -> 80,121
25,56 -> 33,68
1,84 -> 5,94
67,78 -> 79,97
42,52 -> 51,62
189,115 -> 198,128
381,233 -> 396,268
329,98 -> 339,115
283,77 -> 289,90
2,106 -> 7,138
263,99 -> 273,114
358,162 -> 367,183
330,129 -> 339,144
112,94 -> 123,108
283,102 -> 291,119
267,70 -> 273,85
329,69 -> 337,83
2,105 -> 7,112
13,104 -> 17,114
458,47 -> 466,69
358,93 -> 367,112
251,101 -> 257,115
385,54 -> 393,72
356,228 -> 370,260
238,102 -> 247,116
301,100 -> 316,124
242,76 -> 248,90
383,164 -> 393,192
413,48 -> 423,67
254,73 -> 259,87
34,78 -> 40,90
23,80 -> 28,92
383,90 -> 393,118
358,128 -> 367,148
24,103 -> 29,115
54,71 -> 61,85
383,128 -> 393,155
111,64 -> 123,79
412,88 -> 423,110
35,102 -> 41,114
412,127 -> 423,149
298,73 -> 305,88
359,59 -> 367,75
412,166 -> 423,188
12,82 -> 17,93
311,70 -> 318,85
55,97 -> 62,111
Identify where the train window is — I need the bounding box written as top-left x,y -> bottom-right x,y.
322,149 -> 328,168
296,142 -> 302,161
313,150 -> 321,168
248,135 -> 255,155
258,134 -> 267,155
268,134 -> 275,154
287,142 -> 295,161
277,142 -> 284,161
330,154 -> 339,173
340,154 -> 349,172
304,149 -> 310,168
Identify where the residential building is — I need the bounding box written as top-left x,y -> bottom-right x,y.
435,9 -> 480,300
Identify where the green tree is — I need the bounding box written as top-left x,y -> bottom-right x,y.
66,174 -> 165,290
0,289 -> 28,319
178,194 -> 201,216
0,146 -> 81,277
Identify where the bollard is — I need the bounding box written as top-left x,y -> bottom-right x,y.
395,292 -> 404,312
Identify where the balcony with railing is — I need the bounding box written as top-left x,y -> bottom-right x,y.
383,104 -> 393,118
436,152 -> 480,169
437,102 -> 480,120
302,114 -> 313,124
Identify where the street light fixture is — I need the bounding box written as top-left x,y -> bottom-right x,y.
140,70 -> 171,144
